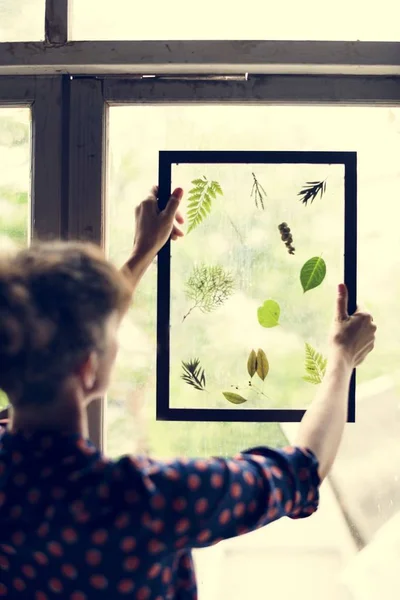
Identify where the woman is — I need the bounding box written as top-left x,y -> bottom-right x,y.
0,187 -> 376,599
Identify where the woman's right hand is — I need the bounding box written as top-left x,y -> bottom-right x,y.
329,283 -> 377,368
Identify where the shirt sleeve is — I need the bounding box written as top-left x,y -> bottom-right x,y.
116,445 -> 320,552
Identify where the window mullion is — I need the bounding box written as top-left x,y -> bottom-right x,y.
67,76 -> 107,449
45,0 -> 69,45
31,76 -> 64,241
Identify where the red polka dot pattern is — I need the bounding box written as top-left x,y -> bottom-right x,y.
0,430 -> 319,600
118,579 -> 135,593
89,574 -> 108,590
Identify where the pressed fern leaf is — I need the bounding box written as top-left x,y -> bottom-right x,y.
186,176 -> 223,233
303,342 -> 327,384
183,264 -> 235,320
298,180 -> 327,206
181,358 -> 207,391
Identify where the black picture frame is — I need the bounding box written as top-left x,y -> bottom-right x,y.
157,150 -> 357,423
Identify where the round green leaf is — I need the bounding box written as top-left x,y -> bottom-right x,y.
257,299 -> 280,328
300,257 -> 326,293
222,392 -> 247,405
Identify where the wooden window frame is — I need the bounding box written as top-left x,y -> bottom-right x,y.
0,0 -> 399,448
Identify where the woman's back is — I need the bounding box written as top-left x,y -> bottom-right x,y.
0,428 -> 195,599
0,189 -> 376,599
0,427 -> 320,599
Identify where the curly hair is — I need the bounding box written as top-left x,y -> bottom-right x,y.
0,241 -> 132,407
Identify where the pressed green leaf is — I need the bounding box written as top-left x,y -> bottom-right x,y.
303,342 -> 327,385
302,375 -> 321,385
188,191 -> 204,201
247,349 -> 257,378
223,392 -> 247,405
256,349 -> 269,381
0,390 -> 9,409
300,257 -> 326,293
186,178 -> 223,234
183,264 -> 235,320
257,299 -> 280,328
212,181 -> 223,195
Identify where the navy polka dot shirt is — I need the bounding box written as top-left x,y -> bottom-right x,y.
0,427 -> 320,599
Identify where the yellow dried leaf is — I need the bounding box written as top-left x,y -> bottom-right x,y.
256,348 -> 269,381
247,349 -> 257,378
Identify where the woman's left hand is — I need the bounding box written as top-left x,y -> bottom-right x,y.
133,186 -> 185,258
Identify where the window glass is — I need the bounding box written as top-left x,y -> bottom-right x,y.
167,160 -> 345,414
71,0 -> 400,41
107,103 -> 400,599
0,0 -> 44,42
0,106 -> 31,409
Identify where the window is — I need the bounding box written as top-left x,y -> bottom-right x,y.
71,0 -> 400,41
1,14 -> 400,597
0,0 -> 45,42
0,106 -> 31,409
106,102 -> 400,599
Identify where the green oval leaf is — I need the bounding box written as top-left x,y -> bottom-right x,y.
256,349 -> 269,381
222,392 -> 247,405
257,299 -> 280,328
247,349 -> 257,378
300,257 -> 326,293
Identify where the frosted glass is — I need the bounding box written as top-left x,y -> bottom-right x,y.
71,0 -> 400,41
0,0 -> 44,42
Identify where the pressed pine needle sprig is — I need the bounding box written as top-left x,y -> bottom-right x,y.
298,179 -> 327,206
183,264 -> 235,322
250,172 -> 267,210
186,176 -> 223,233
181,358 -> 207,391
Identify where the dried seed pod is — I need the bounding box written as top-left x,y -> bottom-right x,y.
278,222 -> 295,255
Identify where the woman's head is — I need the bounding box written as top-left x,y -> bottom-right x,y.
0,241 -> 132,409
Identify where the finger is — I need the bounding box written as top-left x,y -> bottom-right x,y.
175,210 -> 185,225
162,188 -> 184,220
172,225 -> 184,238
146,186 -> 158,200
355,340 -> 376,366
336,283 -> 349,321
171,232 -> 178,241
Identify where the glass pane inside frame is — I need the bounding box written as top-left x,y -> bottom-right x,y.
0,106 -> 31,412
106,104 -> 400,600
71,0 -> 400,41
0,0 -> 45,42
156,152 -> 355,421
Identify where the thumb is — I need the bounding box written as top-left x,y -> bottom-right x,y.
162,188 -> 183,220
336,283 -> 349,321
